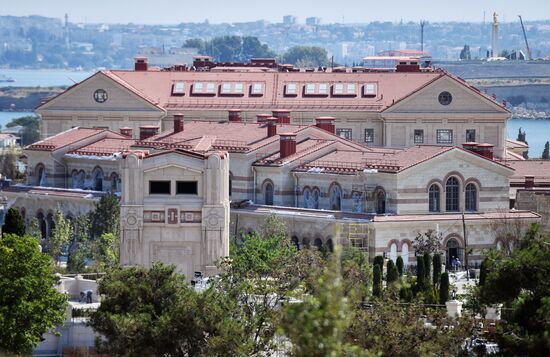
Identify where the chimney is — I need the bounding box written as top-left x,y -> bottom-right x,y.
525,175 -> 535,189
462,142 -> 479,155
266,117 -> 278,137
173,113 -> 184,133
256,113 -> 271,123
315,116 -> 336,134
134,57 -> 148,71
477,143 -> 494,160
228,109 -> 242,122
120,127 -> 133,138
139,125 -> 159,141
280,133 -> 297,159
272,110 -> 291,124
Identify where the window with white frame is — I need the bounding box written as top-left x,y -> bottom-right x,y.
333,83 -> 357,96
318,83 -> 328,94
304,83 -> 329,96
336,128 -> 353,140
437,129 -> 453,144
414,129 -> 424,144
305,83 -> 316,94
364,128 -> 374,143
285,83 -> 298,95
221,83 -> 232,94
192,82 -> 216,95
220,82 -> 244,95
172,82 -> 185,95
363,83 -> 377,97
251,82 -> 263,95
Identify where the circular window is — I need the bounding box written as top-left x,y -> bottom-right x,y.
438,91 -> 452,105
93,89 -> 108,103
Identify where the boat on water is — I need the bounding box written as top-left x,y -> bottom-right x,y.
0,74 -> 15,83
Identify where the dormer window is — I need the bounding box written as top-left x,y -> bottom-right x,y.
333,83 -> 357,96
171,82 -> 185,95
251,82 -> 264,96
363,83 -> 377,97
191,82 -> 216,95
285,83 -> 298,96
220,82 -> 245,96
304,83 -> 329,97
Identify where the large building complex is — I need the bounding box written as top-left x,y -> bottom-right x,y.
3,57 -> 548,276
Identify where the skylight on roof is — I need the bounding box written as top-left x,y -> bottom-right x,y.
285,83 -> 297,95
363,83 -> 377,97
172,82 -> 185,95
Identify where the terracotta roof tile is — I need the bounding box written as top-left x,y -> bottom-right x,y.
506,160 -> 550,184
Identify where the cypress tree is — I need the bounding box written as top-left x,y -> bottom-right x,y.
373,264 -> 382,297
416,256 -> 425,290
3,207 -> 25,237
423,253 -> 431,282
542,141 -> 550,160
432,253 -> 442,287
479,259 -> 487,286
396,256 -> 404,276
373,255 -> 384,272
439,272 -> 450,304
386,260 -> 398,284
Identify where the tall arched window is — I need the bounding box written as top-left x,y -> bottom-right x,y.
311,187 -> 320,209
352,191 -> 363,213
110,173 -> 121,193
329,184 -> 342,211
389,242 -> 397,262
71,170 -> 79,189
401,242 -> 410,268
429,184 -> 441,212
303,187 -> 312,208
375,189 -> 386,214
36,212 -> 47,239
92,167 -> 104,191
465,183 -> 477,211
35,164 -> 46,186
264,182 -> 274,205
445,177 -> 460,212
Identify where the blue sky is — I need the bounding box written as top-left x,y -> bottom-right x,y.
2,0 -> 549,24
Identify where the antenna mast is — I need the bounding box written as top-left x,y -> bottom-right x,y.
420,20 -> 426,52
518,15 -> 533,60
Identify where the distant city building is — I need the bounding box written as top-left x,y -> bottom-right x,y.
283,15 -> 297,25
135,46 -> 198,67
306,17 -> 321,26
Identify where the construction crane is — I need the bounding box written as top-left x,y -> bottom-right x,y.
518,15 -> 533,60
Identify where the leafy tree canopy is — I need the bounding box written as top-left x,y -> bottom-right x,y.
281,46 -> 330,67
0,234 -> 66,355
3,207 -> 25,237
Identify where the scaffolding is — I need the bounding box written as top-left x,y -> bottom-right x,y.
343,222 -> 369,251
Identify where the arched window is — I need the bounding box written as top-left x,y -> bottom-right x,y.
314,238 -> 323,251
445,177 -> 460,212
264,182 -> 274,205
303,187 -> 312,208
465,183 -> 477,211
429,184 -> 441,212
446,238 -> 462,267
36,212 -> 47,239
329,183 -> 342,211
401,242 -> 410,268
291,236 -> 300,250
35,163 -> 46,186
77,170 -> 85,189
375,189 -> 386,214
302,237 -> 310,249
352,191 -> 363,213
389,242 -> 397,262
326,239 -> 334,252
92,167 -> 104,191
46,212 -> 55,239
311,187 -> 320,209
71,170 -> 79,189
110,172 -> 121,193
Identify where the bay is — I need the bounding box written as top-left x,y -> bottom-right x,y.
0,69 -> 93,87
0,111 -> 33,128
507,119 -> 550,159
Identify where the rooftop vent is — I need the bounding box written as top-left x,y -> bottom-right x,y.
134,57 -> 148,71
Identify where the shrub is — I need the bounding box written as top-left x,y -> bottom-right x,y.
386,260 -> 398,284
432,253 -> 442,287
373,265 -> 382,297
416,256 -> 425,290
396,256 -> 404,276
439,272 -> 450,304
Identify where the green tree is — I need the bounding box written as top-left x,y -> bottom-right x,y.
423,253 -> 431,282
0,234 -> 67,354
91,232 -> 119,269
439,272 -> 450,304
341,246 -> 371,300
516,127 -> 526,143
476,224 -> 550,355
373,255 -> 384,272
3,207 -> 25,237
373,264 -> 382,297
46,209 -> 72,261
67,214 -> 91,273
416,256 -> 425,290
89,193 -> 119,239
432,253 -> 442,287
282,46 -> 329,67
280,248 -> 365,357
479,258 -> 487,286
386,259 -> 398,284
26,217 -> 42,241
542,141 -> 549,160
0,147 -> 19,180
348,290 -> 472,356
396,255 -> 404,276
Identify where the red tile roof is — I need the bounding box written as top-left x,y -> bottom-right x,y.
505,160 -> 550,184
69,138 -> 136,156
103,70 -> 444,112
26,128 -> 106,151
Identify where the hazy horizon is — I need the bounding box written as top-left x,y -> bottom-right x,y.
2,0 -> 549,25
